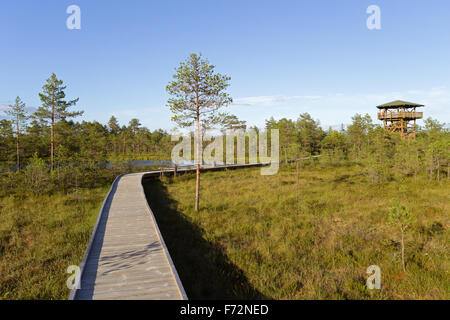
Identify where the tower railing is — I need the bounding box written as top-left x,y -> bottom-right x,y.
378,111 -> 423,120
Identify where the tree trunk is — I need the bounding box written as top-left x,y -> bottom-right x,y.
437,159 -> 440,181
16,116 -> 20,171
195,91 -> 200,212
51,102 -> 55,170
296,161 -> 299,210
401,228 -> 406,272
138,137 -> 141,155
195,118 -> 200,211
414,151 -> 417,183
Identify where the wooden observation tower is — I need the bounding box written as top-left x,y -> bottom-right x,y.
377,100 -> 424,139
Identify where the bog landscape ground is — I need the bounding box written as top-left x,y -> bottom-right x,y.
144,163 -> 449,299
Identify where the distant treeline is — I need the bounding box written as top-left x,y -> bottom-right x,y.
1,73 -> 176,172
1,109 -> 448,177
265,113 -> 449,183
1,73 -> 448,198
0,113 -> 177,197
0,115 -> 174,167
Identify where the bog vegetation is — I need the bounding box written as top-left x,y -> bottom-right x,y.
144,163 -> 449,299
0,64 -> 449,299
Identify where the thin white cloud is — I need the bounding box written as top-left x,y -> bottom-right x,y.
233,95 -> 322,106
110,107 -> 163,118
234,88 -> 450,109
229,87 -> 450,129
0,105 -> 36,113
233,95 -> 288,106
297,95 -> 322,100
110,109 -> 141,118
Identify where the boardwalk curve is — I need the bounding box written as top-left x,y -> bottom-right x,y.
70,172 -> 187,300
70,163 -> 267,300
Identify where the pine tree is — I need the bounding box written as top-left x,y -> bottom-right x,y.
108,116 -> 121,154
347,113 -> 373,161
166,53 -> 232,211
128,119 -> 141,154
0,119 -> 14,165
4,96 -> 28,170
388,200 -> 414,272
34,73 -> 83,170
296,113 -> 325,156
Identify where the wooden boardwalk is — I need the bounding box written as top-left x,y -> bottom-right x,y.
70,172 -> 187,300
70,163 -> 267,300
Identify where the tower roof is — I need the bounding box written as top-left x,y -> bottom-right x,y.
376,100 -> 424,109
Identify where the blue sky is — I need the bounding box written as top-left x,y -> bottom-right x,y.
1,0 -> 449,131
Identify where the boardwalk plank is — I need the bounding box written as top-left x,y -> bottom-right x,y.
71,173 -> 186,300
70,163 -> 267,300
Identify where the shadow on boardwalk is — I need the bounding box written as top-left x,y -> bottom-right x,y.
143,178 -> 267,300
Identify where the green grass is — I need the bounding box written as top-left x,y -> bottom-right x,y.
0,162 -> 447,300
0,187 -> 108,299
144,163 -> 449,299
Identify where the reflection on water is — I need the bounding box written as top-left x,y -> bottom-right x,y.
0,160 -> 227,172
105,160 -> 225,168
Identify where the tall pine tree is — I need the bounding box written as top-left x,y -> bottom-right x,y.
166,53 -> 232,211
34,73 -> 83,169
5,96 -> 28,170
